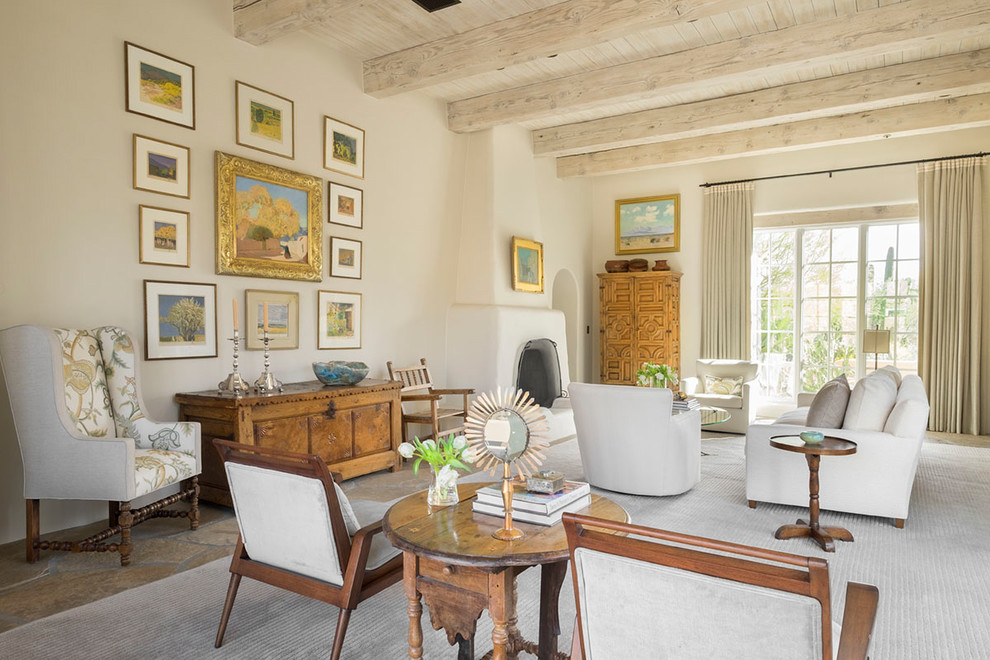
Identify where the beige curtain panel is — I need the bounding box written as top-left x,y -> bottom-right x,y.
701,182 -> 754,360
918,156 -> 987,435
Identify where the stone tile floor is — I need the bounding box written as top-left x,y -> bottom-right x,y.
1,431 -> 986,633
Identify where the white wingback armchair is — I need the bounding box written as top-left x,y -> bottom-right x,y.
681,359 -> 759,434
0,325 -> 201,566
570,382 -> 700,496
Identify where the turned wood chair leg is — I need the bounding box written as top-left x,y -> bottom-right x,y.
118,501 -> 133,567
25,499 -> 40,564
330,608 -> 352,660
188,476 -> 200,530
215,573 -> 243,648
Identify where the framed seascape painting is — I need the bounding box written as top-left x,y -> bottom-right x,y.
134,134 -> 190,198
124,42 -> 195,129
615,194 -> 680,254
235,81 -> 294,159
215,151 -> 323,281
328,182 -> 363,228
329,236 -> 362,279
511,236 -> 544,293
323,116 -> 365,179
139,205 -> 189,267
244,289 -> 299,350
143,280 -> 217,360
318,290 -> 361,349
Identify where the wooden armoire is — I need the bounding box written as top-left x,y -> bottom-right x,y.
598,271 -> 682,385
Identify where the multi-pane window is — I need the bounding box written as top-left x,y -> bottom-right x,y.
752,220 -> 919,401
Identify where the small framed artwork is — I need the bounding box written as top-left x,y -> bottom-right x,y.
143,280 -> 217,360
329,237 -> 363,279
133,134 -> 190,198
244,289 -> 300,350
323,116 -> 365,179
139,205 -> 189,267
318,290 -> 361,349
215,151 -> 322,281
124,42 -> 195,129
328,182 -> 363,228
615,194 -> 680,254
511,236 -> 544,293
235,81 -> 294,159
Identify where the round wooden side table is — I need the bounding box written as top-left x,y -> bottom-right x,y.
769,434 -> 857,553
384,482 -> 629,660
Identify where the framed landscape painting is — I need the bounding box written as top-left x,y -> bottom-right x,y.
323,116 -> 365,179
235,81 -> 294,159
615,194 -> 680,254
133,134 -> 190,198
215,151 -> 322,281
143,280 -> 217,360
245,289 -> 299,350
318,290 -> 361,349
124,42 -> 195,129
511,236 -> 544,293
139,205 -> 189,267
328,182 -> 363,228
329,236 -> 362,279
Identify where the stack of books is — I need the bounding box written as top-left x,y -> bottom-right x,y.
672,396 -> 700,412
472,480 -> 591,526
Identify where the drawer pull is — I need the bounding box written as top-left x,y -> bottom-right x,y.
442,565 -> 454,576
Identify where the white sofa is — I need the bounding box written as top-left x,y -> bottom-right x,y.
746,371 -> 930,527
681,359 -> 759,434
570,382 -> 701,496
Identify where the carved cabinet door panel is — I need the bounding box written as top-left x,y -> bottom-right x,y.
254,417 -> 309,454
353,403 -> 392,456
310,411 -> 354,464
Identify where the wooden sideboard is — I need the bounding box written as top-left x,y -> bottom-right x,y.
598,270 -> 682,385
175,379 -> 402,506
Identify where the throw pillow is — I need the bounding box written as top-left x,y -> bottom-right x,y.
843,371 -> 898,432
806,374 -> 850,428
703,375 -> 744,396
876,365 -> 902,387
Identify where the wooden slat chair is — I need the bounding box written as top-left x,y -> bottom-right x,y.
213,440 -> 402,660
563,513 -> 879,660
386,357 -> 474,443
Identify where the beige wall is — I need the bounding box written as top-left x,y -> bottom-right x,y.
0,1 -> 594,544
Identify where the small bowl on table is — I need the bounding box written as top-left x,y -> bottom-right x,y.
799,431 -> 825,445
312,361 -> 369,386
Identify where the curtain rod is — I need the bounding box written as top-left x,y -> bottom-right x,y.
699,152 -> 988,188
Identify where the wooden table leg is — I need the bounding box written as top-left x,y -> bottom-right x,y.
488,570 -> 515,660
774,453 -> 854,553
456,633 -> 474,660
404,551 -> 423,659
538,561 -> 568,660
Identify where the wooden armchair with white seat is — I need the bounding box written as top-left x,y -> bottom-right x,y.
386,357 -> 474,443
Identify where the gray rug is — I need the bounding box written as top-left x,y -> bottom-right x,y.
2,437 -> 988,659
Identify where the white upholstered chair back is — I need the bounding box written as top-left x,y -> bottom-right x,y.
695,359 -> 759,391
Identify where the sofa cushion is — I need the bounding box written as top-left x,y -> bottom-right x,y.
703,375 -> 744,396
843,372 -> 897,432
805,375 -> 850,428
134,449 -> 197,497
877,365 -> 902,387
775,408 -> 809,426
694,393 -> 744,410
883,375 -> 930,439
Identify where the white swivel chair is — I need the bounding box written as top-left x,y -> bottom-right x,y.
0,325 -> 200,566
681,359 -> 759,434
569,382 -> 700,496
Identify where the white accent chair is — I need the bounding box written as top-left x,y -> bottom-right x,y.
681,359 -> 759,434
569,382 -> 700,496
0,325 -> 201,566
563,513 -> 879,660
214,440 -> 402,660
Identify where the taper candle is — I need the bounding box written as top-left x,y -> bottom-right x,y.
263,302 -> 269,331
232,298 -> 238,331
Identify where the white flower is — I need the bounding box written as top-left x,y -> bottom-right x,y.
452,435 -> 467,451
436,464 -> 457,489
461,448 -> 476,464
397,442 -> 415,459
423,439 -> 437,451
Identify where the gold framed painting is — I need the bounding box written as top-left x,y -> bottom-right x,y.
511,236 -> 544,293
318,290 -> 361,349
244,289 -> 299,350
139,205 -> 189,267
143,280 -> 217,360
215,151 -> 323,281
125,42 -> 195,129
615,194 -> 680,254
323,116 -> 365,179
235,81 -> 294,159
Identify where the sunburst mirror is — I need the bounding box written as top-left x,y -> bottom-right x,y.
465,387 -> 549,540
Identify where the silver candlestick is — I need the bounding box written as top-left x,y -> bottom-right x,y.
254,330 -> 283,394
218,330 -> 249,396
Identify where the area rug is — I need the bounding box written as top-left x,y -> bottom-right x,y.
1,437 -> 988,659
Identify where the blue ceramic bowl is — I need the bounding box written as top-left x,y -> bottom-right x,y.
312,361 -> 369,386
800,431 -> 825,445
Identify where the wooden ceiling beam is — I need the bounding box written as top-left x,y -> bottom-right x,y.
533,49 -> 990,157
555,93 -> 990,177
448,0 -> 990,132
233,0 -> 356,46
362,0 -> 760,98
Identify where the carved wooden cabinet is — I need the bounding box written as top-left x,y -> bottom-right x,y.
175,379 -> 401,506
598,271 -> 682,385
